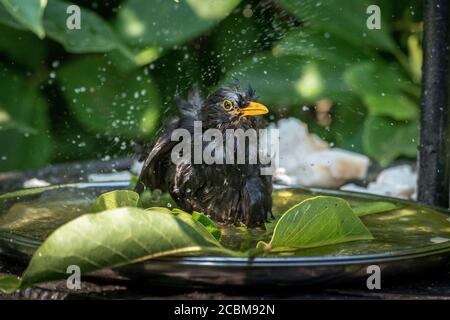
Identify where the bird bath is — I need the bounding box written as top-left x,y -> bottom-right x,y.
0,181 -> 449,287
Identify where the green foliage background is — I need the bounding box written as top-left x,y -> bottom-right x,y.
0,0 -> 423,172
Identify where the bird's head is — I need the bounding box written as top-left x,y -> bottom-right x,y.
201,85 -> 269,128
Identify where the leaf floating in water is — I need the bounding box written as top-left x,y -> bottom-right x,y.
91,190 -> 140,212
264,218 -> 278,234
191,211 -> 221,240
138,189 -> 177,209
170,209 -> 222,242
265,200 -> 398,234
351,201 -> 398,217
0,207 -> 233,293
259,196 -> 374,251
0,275 -> 21,293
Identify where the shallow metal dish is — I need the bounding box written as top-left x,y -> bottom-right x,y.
0,182 -> 449,287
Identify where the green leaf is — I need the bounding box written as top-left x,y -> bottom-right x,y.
0,207 -> 231,293
276,0 -> 396,51
363,115 -> 418,166
264,218 -> 278,234
259,196 -> 373,250
329,103 -> 366,152
0,24 -> 46,69
192,211 -> 221,240
58,55 -> 161,138
223,53 -> 350,106
344,61 -> 410,95
43,0 -> 133,60
138,189 -> 177,209
266,199 -> 396,233
274,29 -> 372,65
352,201 -> 398,217
344,62 -> 418,120
407,34 -> 422,83
0,0 -> 46,38
115,0 -> 241,48
0,275 -> 21,293
50,112 -> 112,163
128,175 -> 138,190
0,64 -> 52,172
150,46 -> 202,107
0,3 -> 24,29
363,94 -> 418,121
0,1 -> 134,60
171,209 -> 222,244
212,7 -> 262,72
91,191 -> 140,212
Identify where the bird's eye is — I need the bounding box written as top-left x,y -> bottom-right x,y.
222,99 -> 234,111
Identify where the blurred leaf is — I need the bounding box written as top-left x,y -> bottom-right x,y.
91,190 -> 140,212
151,46 -> 202,111
105,47 -> 162,72
363,115 -> 418,166
344,61 -> 418,120
0,65 -> 52,172
115,0 -> 241,48
374,0 -> 422,21
44,1 -> 130,55
330,103 -> 366,152
58,55 -> 161,138
407,34 -> 422,83
50,111 -> 111,163
344,61 -> 409,97
0,24 -> 46,68
363,94 -> 418,120
186,0 -> 241,20
0,0 -> 46,38
0,3 -> 24,29
258,196 -> 373,250
0,1 -> 136,63
274,29 -> 372,65
212,7 -> 262,72
277,0 -> 396,51
223,53 -> 350,106
387,0 -> 423,22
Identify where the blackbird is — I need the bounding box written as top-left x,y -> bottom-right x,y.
135,84 -> 273,227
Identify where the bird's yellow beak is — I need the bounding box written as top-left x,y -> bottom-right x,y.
240,102 -> 269,117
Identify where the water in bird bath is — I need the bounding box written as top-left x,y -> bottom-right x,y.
0,182 -> 449,259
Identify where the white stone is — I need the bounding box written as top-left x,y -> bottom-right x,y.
272,118 -> 370,188
341,165 -> 417,200
375,165 -> 417,198
430,237 -> 450,244
88,171 -> 132,182
23,178 -> 50,188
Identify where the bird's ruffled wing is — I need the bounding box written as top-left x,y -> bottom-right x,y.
135,119 -> 180,193
136,86 -> 203,193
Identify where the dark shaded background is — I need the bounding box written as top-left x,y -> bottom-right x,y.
0,0 -> 423,172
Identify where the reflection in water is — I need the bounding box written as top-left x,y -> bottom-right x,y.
0,185 -> 449,257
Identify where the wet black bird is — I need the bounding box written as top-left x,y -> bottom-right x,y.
135,85 -> 272,226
